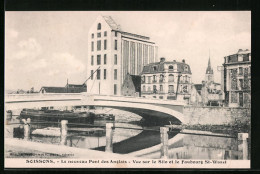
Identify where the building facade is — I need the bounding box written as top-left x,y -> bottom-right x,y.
222,49 -> 251,107
190,57 -> 224,106
86,16 -> 158,96
140,58 -> 192,104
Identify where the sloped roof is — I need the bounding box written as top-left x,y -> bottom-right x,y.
130,75 -> 141,91
40,85 -> 86,93
102,16 -> 122,31
194,84 -> 202,95
194,84 -> 202,91
206,58 -> 213,74
65,84 -> 86,88
142,61 -> 192,74
40,87 -> 67,93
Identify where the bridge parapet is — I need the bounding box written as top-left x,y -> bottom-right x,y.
92,94 -> 186,106
5,93 -> 82,102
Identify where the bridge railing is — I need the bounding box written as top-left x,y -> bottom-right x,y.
5,93 -> 82,101
91,94 -> 186,106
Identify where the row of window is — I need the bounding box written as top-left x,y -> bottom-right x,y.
90,69 -> 118,80
142,74 -> 190,83
92,31 -> 107,39
142,84 -> 189,93
238,66 -> 251,75
91,40 -> 117,51
91,31 -> 118,39
151,65 -> 189,72
91,54 -> 117,65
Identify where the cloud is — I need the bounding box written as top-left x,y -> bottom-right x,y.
13,38 -> 42,60
47,52 -> 86,76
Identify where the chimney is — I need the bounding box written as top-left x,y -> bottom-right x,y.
182,59 -> 185,63
160,57 -> 165,62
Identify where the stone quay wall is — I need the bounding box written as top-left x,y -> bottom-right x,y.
183,106 -> 251,125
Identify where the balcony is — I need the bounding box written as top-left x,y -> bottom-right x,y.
168,90 -> 175,94
152,80 -> 157,83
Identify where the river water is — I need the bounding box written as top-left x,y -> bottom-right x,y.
6,109 -> 246,160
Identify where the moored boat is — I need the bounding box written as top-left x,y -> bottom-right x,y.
19,109 -> 95,124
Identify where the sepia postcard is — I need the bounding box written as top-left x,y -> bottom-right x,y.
4,11 -> 251,169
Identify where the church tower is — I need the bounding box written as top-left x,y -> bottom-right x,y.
205,55 -> 214,82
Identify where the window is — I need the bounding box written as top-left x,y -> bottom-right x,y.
91,70 -> 94,80
91,56 -> 94,65
159,74 -> 164,82
97,23 -> 101,30
184,66 -> 188,71
91,33 -> 94,39
114,40 -> 117,50
153,75 -> 157,82
168,74 -> 174,82
239,79 -> 243,89
141,76 -> 146,83
243,54 -> 249,61
148,76 -> 152,83
183,85 -> 188,93
231,92 -> 237,103
160,85 -> 163,92
114,84 -> 117,95
180,85 -> 183,93
142,85 -> 146,91
97,55 -> 101,65
91,41 -> 94,52
169,65 -> 173,70
153,66 -> 157,71
104,40 -> 107,50
97,70 -> 100,80
153,85 -> 157,94
115,31 -> 117,37
148,86 -> 151,91
104,31 -> 107,37
114,54 -> 117,65
239,67 -> 243,75
104,69 -> 107,80
114,69 -> 117,80
104,54 -> 107,64
97,40 -> 101,51
97,32 -> 101,38
168,85 -> 174,93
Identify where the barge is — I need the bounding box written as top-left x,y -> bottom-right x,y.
19,109 -> 95,124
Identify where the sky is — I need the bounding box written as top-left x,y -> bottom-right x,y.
5,11 -> 251,91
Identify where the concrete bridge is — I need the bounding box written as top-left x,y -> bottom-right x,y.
5,93 -> 186,124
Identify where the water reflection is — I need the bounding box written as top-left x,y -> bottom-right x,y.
8,114 -> 245,160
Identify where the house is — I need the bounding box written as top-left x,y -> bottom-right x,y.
140,57 -> 192,104
222,49 -> 251,107
39,83 -> 87,94
121,73 -> 141,97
